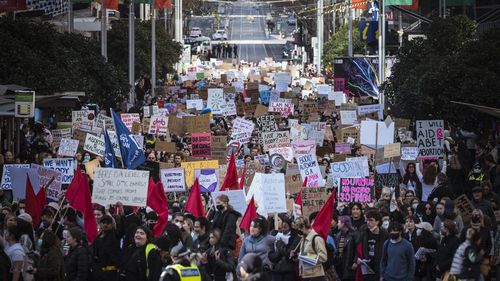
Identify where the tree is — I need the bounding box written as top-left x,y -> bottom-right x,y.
107,19 -> 182,82
323,22 -> 365,68
0,17 -> 129,105
385,15 -> 500,133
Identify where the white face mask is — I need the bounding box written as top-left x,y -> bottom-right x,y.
382,221 -> 390,230
175,222 -> 182,229
412,203 -> 419,210
168,215 -> 172,222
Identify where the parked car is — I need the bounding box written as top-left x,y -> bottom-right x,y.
212,29 -> 228,40
282,41 -> 295,58
190,27 -> 202,37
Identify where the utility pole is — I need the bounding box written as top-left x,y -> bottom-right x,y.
67,0 -> 74,33
151,8 -> 156,97
378,0 -> 386,108
316,0 -> 323,74
101,4 -> 108,61
348,0 -> 353,56
129,2 -> 135,104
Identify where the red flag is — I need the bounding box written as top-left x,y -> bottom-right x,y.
36,186 -> 47,213
185,178 -> 206,217
302,177 -> 308,187
154,0 -> 172,9
103,0 -> 118,10
293,191 -> 302,217
25,176 -> 41,227
311,190 -> 336,240
220,151 -> 239,191
239,196 -> 257,232
355,242 -> 365,281
239,164 -> 246,190
147,178 -> 169,237
66,167 -> 98,243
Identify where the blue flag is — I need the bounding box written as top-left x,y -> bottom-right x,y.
111,110 -> 145,169
104,129 -> 118,168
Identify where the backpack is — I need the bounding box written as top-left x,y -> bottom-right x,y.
311,234 -> 335,270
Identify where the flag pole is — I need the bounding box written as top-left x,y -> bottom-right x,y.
129,0 -> 136,105
101,1 -> 108,61
151,7 -> 156,97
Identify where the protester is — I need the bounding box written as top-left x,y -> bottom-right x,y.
450,228 -> 486,280
31,229 -> 64,281
64,227 -> 91,281
435,219 -> 461,279
206,228 -> 236,281
297,218 -> 328,280
91,214 -> 120,281
380,222 -> 415,281
238,217 -> 274,271
5,225 -> 25,281
268,215 -> 300,281
239,253 -> 270,281
211,194 -> 241,251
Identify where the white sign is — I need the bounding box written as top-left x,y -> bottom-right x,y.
161,168 -> 186,192
195,169 -> 219,192
121,113 -> 141,131
274,72 -> 292,85
262,131 -> 290,151
43,158 -> 75,184
317,84 -> 332,96
401,147 -> 419,160
31,164 -> 62,201
51,128 -> 72,148
416,120 -> 444,158
57,138 -> 79,157
292,140 -> 316,158
1,164 -> 30,190
231,117 -> 255,144
330,91 -> 346,105
307,122 -> 326,146
296,154 -> 325,187
360,120 -> 395,147
207,88 -> 225,115
72,110 -> 94,130
269,144 -> 294,162
92,168 -> 149,207
290,122 -> 307,142
331,158 -> 367,186
340,110 -> 358,125
148,115 -> 169,135
245,173 -> 287,215
358,104 -> 383,120
186,99 -> 204,110
83,134 -> 105,157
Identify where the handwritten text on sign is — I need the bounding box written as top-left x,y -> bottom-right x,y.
161,168 -> 185,192
58,138 -> 79,157
416,120 -> 444,158
339,178 -> 374,203
92,168 -> 149,207
32,164 -> 62,201
262,131 -> 290,151
1,164 -> 30,190
297,154 -> 325,187
43,158 -> 74,184
191,132 -> 212,158
301,188 -> 329,219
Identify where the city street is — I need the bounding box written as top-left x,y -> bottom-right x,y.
189,0 -> 295,62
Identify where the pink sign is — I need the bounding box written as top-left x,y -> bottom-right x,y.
339,178 -> 374,203
335,143 -> 352,154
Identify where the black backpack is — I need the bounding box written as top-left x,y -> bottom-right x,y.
311,234 -> 335,270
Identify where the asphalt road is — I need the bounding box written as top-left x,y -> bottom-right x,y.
188,0 -> 296,63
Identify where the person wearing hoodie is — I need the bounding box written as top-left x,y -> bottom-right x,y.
333,215 -> 357,281
238,217 -> 274,271
434,219 -> 460,279
268,215 -> 301,281
239,253 -> 271,281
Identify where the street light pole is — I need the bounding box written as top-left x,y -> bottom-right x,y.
378,0 -> 386,108
129,2 -> 136,104
151,8 -> 156,97
101,4 -> 108,61
67,0 -> 74,33
316,0 -> 323,74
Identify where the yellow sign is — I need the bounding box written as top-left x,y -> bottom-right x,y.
181,160 -> 219,187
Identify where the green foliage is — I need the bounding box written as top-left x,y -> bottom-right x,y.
323,23 -> 365,67
107,19 -> 182,81
0,17 -> 129,105
385,15 -> 500,133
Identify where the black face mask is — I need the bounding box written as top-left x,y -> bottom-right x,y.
216,204 -> 224,211
148,223 -> 156,230
390,233 -> 400,240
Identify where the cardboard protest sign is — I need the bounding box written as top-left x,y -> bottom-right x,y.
43,158 -> 74,184
207,88 -> 225,115
83,159 -> 100,180
211,136 -> 227,164
254,105 -> 268,117
121,113 -> 140,131
168,116 -> 184,136
382,142 -> 401,158
335,143 -> 351,154
1,164 -> 30,190
148,116 -> 169,135
83,134 -> 105,156
285,173 -> 302,194
292,140 -> 316,158
243,103 -> 258,116
269,144 -> 294,162
455,194 -> 474,223
340,110 -> 358,125
339,178 -> 374,203
191,132 -> 211,158
195,169 -> 219,192
256,115 -> 278,132
302,188 -> 329,219
360,121 -> 395,147
308,122 -> 326,146
416,120 -> 444,158
245,173 -> 286,215
72,110 -> 94,131
155,141 -> 177,153
92,168 -> 149,206
181,160 -> 219,187
51,128 -> 72,148
338,126 -> 360,144
183,114 -> 211,133
57,138 -> 79,157
269,101 -> 294,117
31,164 -> 62,201
262,131 -> 290,151
244,162 -> 265,189
161,168 -> 186,192
212,190 -> 247,215
401,147 -> 419,160
296,154 -> 325,187
186,99 -> 204,111
231,117 -> 255,144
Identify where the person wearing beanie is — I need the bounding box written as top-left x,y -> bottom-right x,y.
239,253 -> 269,281
91,215 -> 120,281
159,243 -> 202,281
64,227 -> 91,281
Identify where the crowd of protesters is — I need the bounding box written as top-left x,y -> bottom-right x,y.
0,66 -> 499,281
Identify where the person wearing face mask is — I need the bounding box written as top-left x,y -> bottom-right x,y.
268,215 -> 301,281
210,195 -> 241,251
171,213 -> 193,249
120,226 -> 162,281
380,222 -> 415,281
206,229 -> 236,281
434,220 -> 460,280
380,213 -> 391,231
355,210 -> 388,281
29,229 -> 64,281
145,212 -> 159,231
413,222 -> 438,280
404,215 -> 420,247
91,215 -> 121,281
459,210 -> 492,258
